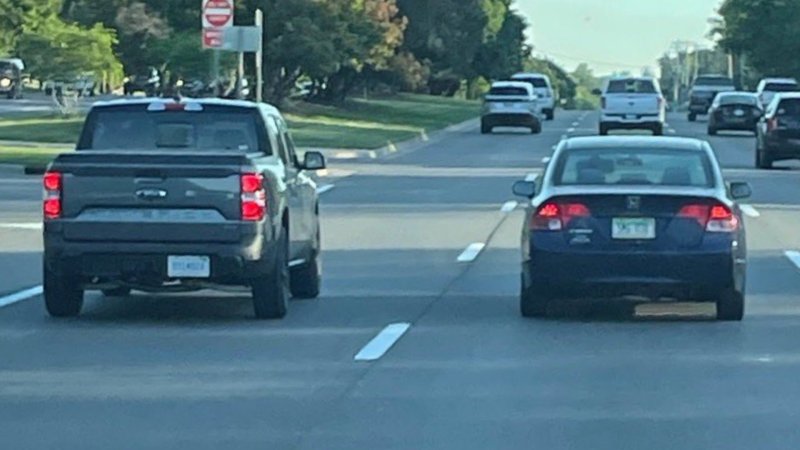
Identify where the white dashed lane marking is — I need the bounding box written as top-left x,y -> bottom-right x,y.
0,286 -> 43,309
786,251 -> 800,271
354,323 -> 411,362
0,223 -> 42,230
316,184 -> 336,195
457,243 -> 486,263
501,201 -> 518,213
740,205 -> 760,218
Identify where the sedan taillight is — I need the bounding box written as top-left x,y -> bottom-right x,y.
241,173 -> 267,221
43,171 -> 62,220
530,201 -> 591,231
678,203 -> 738,232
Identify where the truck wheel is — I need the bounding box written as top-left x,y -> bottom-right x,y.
102,287 -> 131,297
708,127 -> 717,136
480,121 -> 492,134
530,122 -> 542,134
252,227 -> 290,319
756,146 -> 773,169
290,254 -> 321,299
688,113 -> 696,122
652,124 -> 664,136
599,124 -> 609,136
44,265 -> 84,318
716,289 -> 744,321
520,275 -> 549,318
546,109 -> 555,121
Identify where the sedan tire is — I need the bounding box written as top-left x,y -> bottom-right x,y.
756,145 -> 773,169
708,127 -> 717,136
520,276 -> 549,318
716,289 -> 745,321
480,122 -> 492,135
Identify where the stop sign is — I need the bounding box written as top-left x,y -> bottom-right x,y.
203,0 -> 233,29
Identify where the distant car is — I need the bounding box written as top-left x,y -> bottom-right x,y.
597,76 -> 666,135
756,78 -> 799,109
707,92 -> 762,135
688,74 -> 736,122
756,92 -> 800,169
511,72 -> 556,120
481,81 -> 542,134
73,73 -> 96,97
512,136 -> 750,321
42,98 -> 327,319
0,58 -> 24,99
123,68 -> 161,96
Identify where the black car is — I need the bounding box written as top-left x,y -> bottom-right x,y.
0,58 -> 23,99
708,92 -> 762,135
123,68 -> 161,96
756,93 -> 800,169
512,136 -> 751,321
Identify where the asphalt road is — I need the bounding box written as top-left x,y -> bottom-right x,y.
1,110 -> 800,449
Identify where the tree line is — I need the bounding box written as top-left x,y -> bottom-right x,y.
0,0 -> 566,105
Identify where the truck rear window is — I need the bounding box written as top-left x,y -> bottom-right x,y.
694,76 -> 734,86
606,79 -> 657,94
765,82 -> 799,93
78,108 -> 265,153
488,86 -> 529,96
514,77 -> 547,88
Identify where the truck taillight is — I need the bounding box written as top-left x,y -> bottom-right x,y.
678,203 -> 738,232
241,173 -> 267,221
43,171 -> 62,220
530,201 -> 590,231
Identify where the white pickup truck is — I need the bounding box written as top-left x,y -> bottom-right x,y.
597,77 -> 666,136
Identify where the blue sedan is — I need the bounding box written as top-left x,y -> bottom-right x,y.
513,137 -> 751,321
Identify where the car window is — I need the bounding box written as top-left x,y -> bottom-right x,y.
265,116 -> 290,164
606,79 -> 657,94
488,86 -> 529,96
275,116 -> 300,167
764,82 -> 799,92
82,109 -> 262,152
718,94 -> 759,106
554,148 -> 714,187
776,98 -> 800,116
516,77 -> 548,88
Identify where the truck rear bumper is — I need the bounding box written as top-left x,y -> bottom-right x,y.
44,235 -> 279,286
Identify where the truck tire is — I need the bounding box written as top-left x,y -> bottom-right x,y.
716,289 -> 744,321
688,113 -> 696,122
756,145 -> 773,169
252,227 -> 290,319
480,121 -> 492,134
599,124 -> 609,136
545,109 -> 555,121
520,275 -> 548,318
44,265 -> 84,318
652,124 -> 664,136
708,127 -> 717,136
290,225 -> 321,299
530,122 -> 542,134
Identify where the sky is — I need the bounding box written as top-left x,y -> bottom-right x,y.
516,0 -> 723,75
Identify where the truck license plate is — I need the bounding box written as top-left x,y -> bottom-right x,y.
625,114 -> 636,120
612,218 -> 656,240
168,256 -> 211,278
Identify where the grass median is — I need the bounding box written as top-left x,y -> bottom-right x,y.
0,93 -> 478,168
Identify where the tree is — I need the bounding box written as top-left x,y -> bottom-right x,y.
0,0 -> 62,54
473,8 -> 529,82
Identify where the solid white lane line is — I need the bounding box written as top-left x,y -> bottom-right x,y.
316,184 -> 335,195
571,122 -> 579,127
0,285 -> 43,309
0,223 -> 42,230
668,129 -> 677,134
288,259 -> 306,268
501,201 -> 518,213
525,172 -> 539,182
457,243 -> 486,263
567,128 -> 575,133
786,251 -> 800,270
354,323 -> 411,361
740,205 -> 760,218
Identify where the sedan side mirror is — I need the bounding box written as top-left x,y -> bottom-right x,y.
302,151 -> 326,171
512,180 -> 537,198
729,181 -> 752,200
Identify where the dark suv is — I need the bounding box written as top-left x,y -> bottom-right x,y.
756,93 -> 800,169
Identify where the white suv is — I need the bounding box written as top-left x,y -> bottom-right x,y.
511,73 -> 556,120
755,78 -> 799,108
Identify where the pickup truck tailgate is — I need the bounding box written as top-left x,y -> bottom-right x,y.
606,94 -> 660,115
53,152 -> 250,243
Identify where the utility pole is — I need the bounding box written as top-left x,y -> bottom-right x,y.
255,9 -> 263,103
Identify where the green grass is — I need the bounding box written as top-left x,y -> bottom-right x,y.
0,146 -> 67,167
0,94 -> 478,165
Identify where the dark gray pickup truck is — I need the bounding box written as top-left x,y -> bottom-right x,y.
42,98 -> 326,319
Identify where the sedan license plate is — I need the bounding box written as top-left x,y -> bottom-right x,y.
167,256 -> 210,278
612,218 -> 656,240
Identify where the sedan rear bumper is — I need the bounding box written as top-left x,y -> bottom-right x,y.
522,249 -> 742,300
482,113 -> 539,128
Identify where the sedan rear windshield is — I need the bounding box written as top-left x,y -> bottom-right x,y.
765,82 -> 799,92
78,107 -> 266,153
488,86 -> 529,96
777,98 -> 800,116
718,94 -> 759,106
554,148 -> 714,187
606,79 -> 657,94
